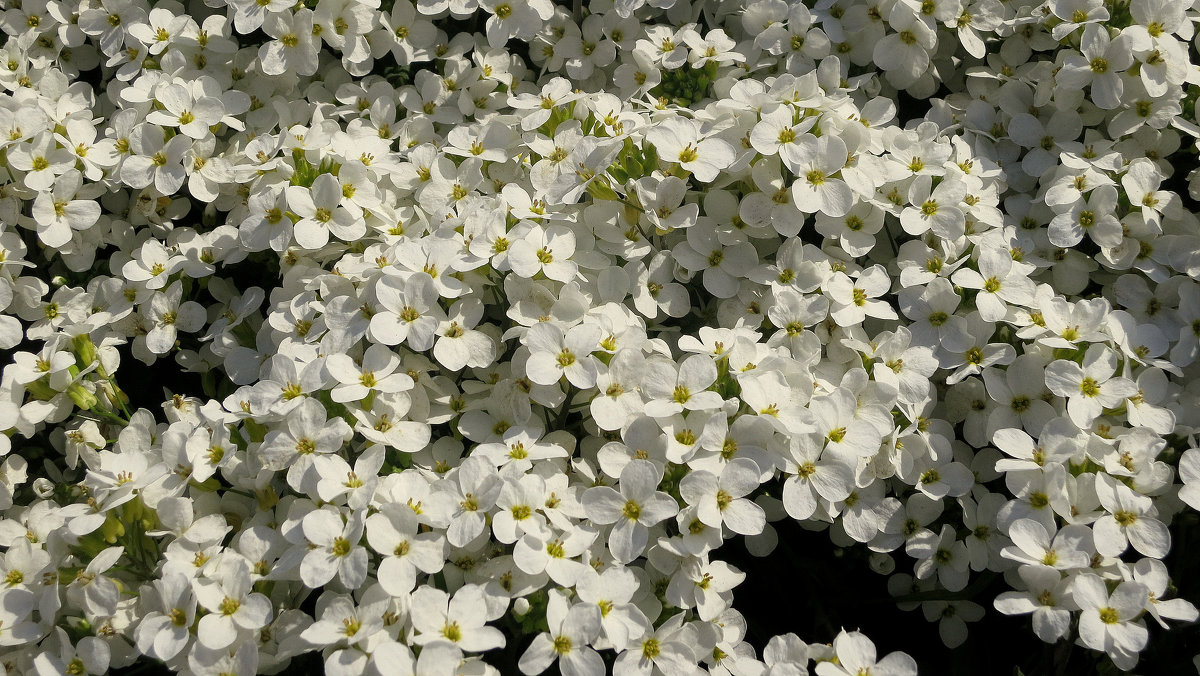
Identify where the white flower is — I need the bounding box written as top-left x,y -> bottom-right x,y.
142,280 -> 207,355
325,343 -> 413,403
590,349 -> 649,431
122,129 -> 190,195
1072,574 -> 1149,671
825,266 -> 897,326
1048,0 -> 1108,39
635,25 -> 695,69
300,592 -> 383,653
126,7 -> 190,54
194,556 -> 273,650
950,249 -> 1035,323
673,225 -> 759,299
519,591 -> 604,676
258,397 -> 352,491
1000,518 -> 1091,570
869,327 -> 938,405
512,524 -> 596,587
147,80 -> 225,140
782,431 -> 853,521
1178,448 -> 1200,511
259,9 -> 320,76
872,5 -> 936,89
314,446 -> 385,511
1121,158 -> 1178,227
749,107 -> 816,166
492,473 -> 552,544
994,564 -> 1074,643
509,224 -> 579,283
1056,24 -> 1134,110
645,118 -> 734,183
815,630 -> 917,676
228,0 -> 293,33
440,456 -> 503,548
370,272 -> 444,350
1048,184 -> 1122,248
31,170 -> 101,248
410,584 -> 505,652
679,458 -> 765,536
479,0 -> 553,49
374,1 -> 437,66
0,588 -> 42,646
365,504 -> 445,597
575,566 -> 648,652
1129,558 -> 1199,629
135,574 -> 197,661
432,299 -> 495,371
907,524 -> 970,592
34,629 -> 111,676
640,353 -> 722,418
1044,345 -> 1139,429
583,459 -> 679,563
665,556 -> 744,621
815,202 -> 885,258
900,175 -> 966,240
9,131 -> 75,192
613,613 -> 697,676
1092,473 -> 1170,559
287,174 -> 365,249
789,134 -> 853,217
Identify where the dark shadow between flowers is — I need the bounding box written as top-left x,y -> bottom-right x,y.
722,513 -> 1200,676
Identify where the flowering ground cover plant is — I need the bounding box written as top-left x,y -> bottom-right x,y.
3,0 -> 1200,673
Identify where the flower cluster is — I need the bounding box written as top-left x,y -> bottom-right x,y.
1,0 -> 1200,673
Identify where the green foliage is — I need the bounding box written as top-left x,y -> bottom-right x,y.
1104,0 -> 1133,30
651,62 -> 719,108
1183,85 -> 1200,124
382,63 -> 413,88
290,148 -> 341,187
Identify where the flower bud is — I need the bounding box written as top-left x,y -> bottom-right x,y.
66,383 -> 98,411
100,513 -> 125,544
32,478 -> 55,499
25,379 -> 58,401
868,552 -> 895,575
73,334 -> 97,368
512,597 -> 531,616
586,177 -> 619,202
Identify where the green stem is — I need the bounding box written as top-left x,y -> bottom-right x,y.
79,408 -> 129,427
107,373 -> 134,420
